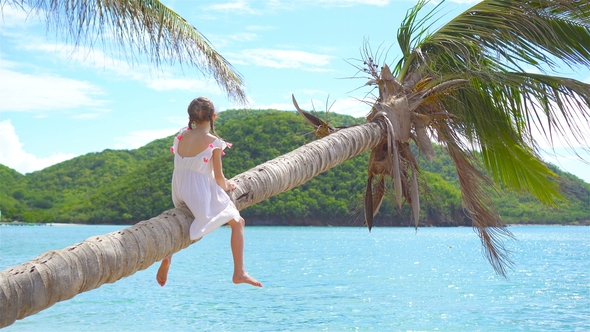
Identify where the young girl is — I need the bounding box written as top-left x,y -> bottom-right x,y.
156,97 -> 262,288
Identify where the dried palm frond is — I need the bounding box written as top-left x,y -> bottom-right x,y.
437,121 -> 515,277
292,94 -> 337,139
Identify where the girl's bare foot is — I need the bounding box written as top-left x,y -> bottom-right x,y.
156,257 -> 171,287
233,272 -> 263,287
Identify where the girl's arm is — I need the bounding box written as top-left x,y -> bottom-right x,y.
212,148 -> 232,191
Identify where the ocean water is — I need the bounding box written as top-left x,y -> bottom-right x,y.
0,225 -> 588,331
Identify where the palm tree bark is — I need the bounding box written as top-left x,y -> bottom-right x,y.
0,122 -> 384,328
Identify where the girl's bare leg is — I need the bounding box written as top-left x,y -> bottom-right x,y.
228,217 -> 263,287
156,255 -> 172,287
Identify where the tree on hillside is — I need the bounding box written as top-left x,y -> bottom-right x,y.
1,0 -> 589,328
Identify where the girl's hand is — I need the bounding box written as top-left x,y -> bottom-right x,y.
225,179 -> 236,191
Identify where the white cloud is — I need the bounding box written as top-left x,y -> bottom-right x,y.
112,128 -> 179,150
3,7 -> 231,97
533,125 -> 590,150
0,120 -> 76,174
430,0 -> 480,4
316,0 -> 390,6
71,113 -> 106,120
300,89 -> 329,96
528,97 -> 590,150
228,33 -> 259,42
447,0 -> 481,4
146,76 -> 220,94
167,116 -> 188,128
540,148 -> 590,183
0,67 -> 107,112
291,90 -> 371,118
270,93 -> 370,118
0,3 -> 38,29
207,0 -> 260,14
245,25 -> 276,31
226,49 -> 334,70
205,32 -> 259,48
204,0 -> 395,14
21,40 -> 220,95
247,102 -> 296,111
24,41 -> 146,80
309,97 -> 370,118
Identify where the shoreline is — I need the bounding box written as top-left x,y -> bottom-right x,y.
0,222 -> 114,226
2,221 -> 588,227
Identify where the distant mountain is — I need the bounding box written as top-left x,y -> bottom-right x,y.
1,109 -> 588,225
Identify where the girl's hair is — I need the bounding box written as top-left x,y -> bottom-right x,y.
188,97 -> 219,137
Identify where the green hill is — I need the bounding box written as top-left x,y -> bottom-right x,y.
0,165 -> 25,218
1,109 -> 588,225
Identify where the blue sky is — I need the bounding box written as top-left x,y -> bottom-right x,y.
1,0 -> 589,183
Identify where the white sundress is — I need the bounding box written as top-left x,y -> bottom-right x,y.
171,128 -> 241,240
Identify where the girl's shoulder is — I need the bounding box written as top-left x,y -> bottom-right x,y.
177,126 -> 190,135
177,129 -> 215,142
213,137 -> 233,151
206,133 -> 218,144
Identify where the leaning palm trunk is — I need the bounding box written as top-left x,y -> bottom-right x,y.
0,122 -> 384,328
230,122 -> 383,210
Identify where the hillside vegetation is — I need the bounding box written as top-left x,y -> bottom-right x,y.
1,110 -> 589,226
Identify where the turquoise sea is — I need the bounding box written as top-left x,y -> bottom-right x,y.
1,225 -> 589,331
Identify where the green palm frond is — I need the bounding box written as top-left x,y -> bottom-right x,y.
437,120 -> 514,277
396,0 -> 442,64
9,0 -> 246,103
441,76 -> 566,204
422,0 -> 590,71
397,0 -> 590,199
480,138 -> 562,204
384,0 -> 590,275
511,73 -> 590,144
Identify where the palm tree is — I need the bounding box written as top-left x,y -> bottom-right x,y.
3,0 -> 247,103
1,0 -> 589,328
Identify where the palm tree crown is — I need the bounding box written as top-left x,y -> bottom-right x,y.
344,0 -> 590,276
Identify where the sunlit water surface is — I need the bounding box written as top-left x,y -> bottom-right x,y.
1,225 -> 588,331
